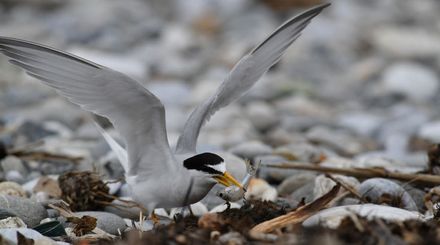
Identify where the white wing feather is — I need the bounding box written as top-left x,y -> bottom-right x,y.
0,37 -> 176,176
176,3 -> 330,154
94,122 -> 128,171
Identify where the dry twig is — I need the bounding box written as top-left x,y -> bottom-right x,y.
249,185 -> 340,240
263,163 -> 440,186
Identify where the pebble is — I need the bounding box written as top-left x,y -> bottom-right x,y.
0,228 -> 59,244
357,178 -> 418,211
14,121 -> 57,143
273,142 -> 331,163
256,154 -> 298,182
306,126 -> 368,156
5,171 -> 25,184
418,121 -> 440,143
0,195 -> 48,227
221,152 -> 247,181
0,182 -> 26,197
1,156 -> 28,178
74,211 -> 126,235
0,217 -> 26,228
313,175 -> 359,200
244,101 -> 279,131
228,141 -> 273,161
371,27 -> 440,58
104,198 -> 142,220
337,112 -> 383,137
381,62 -> 439,102
303,204 -> 422,229
287,181 -> 315,207
218,231 -> 246,245
277,172 -> 317,196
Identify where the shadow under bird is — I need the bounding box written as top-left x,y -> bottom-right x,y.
0,4 -> 329,218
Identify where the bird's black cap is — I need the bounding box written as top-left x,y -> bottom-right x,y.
183,152 -> 224,174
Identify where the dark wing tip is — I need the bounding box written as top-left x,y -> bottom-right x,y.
0,36 -> 102,69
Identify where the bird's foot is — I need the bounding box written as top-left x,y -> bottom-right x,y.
225,201 -> 231,210
173,212 -> 183,223
187,205 -> 194,217
243,197 -> 248,205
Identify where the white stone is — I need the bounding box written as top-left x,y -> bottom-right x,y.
244,101 -> 278,131
372,27 -> 440,58
382,62 -> 439,101
418,121 -> 440,142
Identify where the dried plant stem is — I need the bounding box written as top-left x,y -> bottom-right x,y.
263,163 -> 440,186
325,174 -> 367,203
249,185 -> 340,239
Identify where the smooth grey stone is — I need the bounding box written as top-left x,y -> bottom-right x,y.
244,101 -> 279,131
403,185 -> 426,212
0,209 -> 17,219
1,156 -> 28,177
147,80 -> 191,107
228,141 -> 272,161
371,27 -> 440,58
0,228 -> 55,244
287,181 -> 315,207
418,121 -> 440,143
256,155 -> 299,182
47,209 -> 60,219
381,62 -> 439,102
357,178 -> 417,211
5,171 -> 25,184
75,211 -> 126,235
15,121 -> 57,143
306,126 -> 368,156
277,173 -> 317,196
339,197 -> 361,206
218,231 -> 246,245
338,112 -> 384,137
104,199 -> 141,220
274,142 -> 334,163
0,195 -> 48,227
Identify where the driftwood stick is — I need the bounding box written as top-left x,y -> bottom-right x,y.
249,185 -> 340,238
325,174 -> 367,203
262,163 -> 439,186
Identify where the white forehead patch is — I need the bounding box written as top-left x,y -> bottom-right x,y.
209,161 -> 225,173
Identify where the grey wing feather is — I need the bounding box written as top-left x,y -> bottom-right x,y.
0,37 -> 176,176
176,3 -> 330,154
94,122 -> 129,171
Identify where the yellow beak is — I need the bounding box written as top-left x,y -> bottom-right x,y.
213,171 -> 243,188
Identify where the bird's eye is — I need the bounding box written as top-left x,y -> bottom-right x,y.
219,193 -> 223,197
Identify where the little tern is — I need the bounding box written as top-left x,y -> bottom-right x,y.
0,3 -> 329,216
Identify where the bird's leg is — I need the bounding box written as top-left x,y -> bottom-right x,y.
243,196 -> 248,205
225,201 -> 231,210
173,207 -> 185,222
187,205 -> 194,216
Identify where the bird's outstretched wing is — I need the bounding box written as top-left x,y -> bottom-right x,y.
0,37 -> 176,176
176,3 -> 330,154
94,122 -> 128,170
